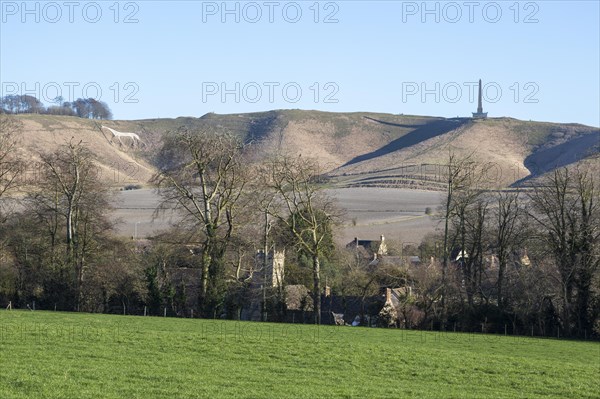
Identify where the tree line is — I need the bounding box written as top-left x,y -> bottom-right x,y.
0,95 -> 112,119
0,114 -> 598,338
424,154 -> 600,338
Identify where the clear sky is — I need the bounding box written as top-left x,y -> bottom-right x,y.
1,1 -> 599,126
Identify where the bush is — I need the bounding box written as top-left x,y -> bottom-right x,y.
123,184 -> 142,191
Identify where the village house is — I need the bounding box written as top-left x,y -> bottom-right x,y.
346,234 -> 388,260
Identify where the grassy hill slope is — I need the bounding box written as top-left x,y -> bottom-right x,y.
10,111 -> 599,189
331,117 -> 599,188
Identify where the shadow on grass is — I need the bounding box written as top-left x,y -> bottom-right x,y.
342,117 -> 469,167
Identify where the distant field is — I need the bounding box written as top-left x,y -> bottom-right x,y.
325,188 -> 443,245
110,188 -> 443,244
0,311 -> 598,398
110,188 -> 173,239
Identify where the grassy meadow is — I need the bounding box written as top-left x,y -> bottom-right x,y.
0,311 -> 598,398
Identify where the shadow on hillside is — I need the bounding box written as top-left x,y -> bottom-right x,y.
342,117 -> 468,167
512,132 -> 600,186
245,111 -> 282,143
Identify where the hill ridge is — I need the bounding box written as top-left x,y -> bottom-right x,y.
8,110 -> 599,189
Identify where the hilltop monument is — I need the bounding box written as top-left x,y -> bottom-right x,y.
472,79 -> 488,119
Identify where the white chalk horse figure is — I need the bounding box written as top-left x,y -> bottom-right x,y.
101,126 -> 142,146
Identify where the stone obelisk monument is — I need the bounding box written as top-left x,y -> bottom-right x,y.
472,79 -> 488,119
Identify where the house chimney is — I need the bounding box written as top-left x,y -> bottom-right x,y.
380,235 -> 385,242
385,288 -> 391,303
354,237 -> 359,246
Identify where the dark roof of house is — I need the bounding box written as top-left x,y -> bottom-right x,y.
346,239 -> 380,249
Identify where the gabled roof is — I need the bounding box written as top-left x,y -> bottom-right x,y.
346,235 -> 388,258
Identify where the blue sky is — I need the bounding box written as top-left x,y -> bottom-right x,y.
1,1 -> 599,126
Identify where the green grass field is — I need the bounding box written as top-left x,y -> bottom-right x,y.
0,311 -> 598,398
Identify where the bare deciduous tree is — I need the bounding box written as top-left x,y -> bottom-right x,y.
0,115 -> 23,221
263,155 -> 338,324
153,128 -> 249,315
492,191 -> 523,310
451,193 -> 489,307
439,152 -> 488,325
528,167 -> 600,336
32,140 -> 111,309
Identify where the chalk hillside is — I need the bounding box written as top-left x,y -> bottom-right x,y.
10,111 -> 599,189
